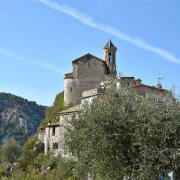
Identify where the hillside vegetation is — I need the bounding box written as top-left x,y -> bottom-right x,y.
0,92 -> 46,146
39,91 -> 64,128
0,91 -> 71,180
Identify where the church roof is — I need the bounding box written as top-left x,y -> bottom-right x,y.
72,53 -> 105,65
103,40 -> 117,49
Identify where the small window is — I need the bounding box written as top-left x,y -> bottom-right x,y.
53,143 -> 58,149
70,87 -> 73,92
52,127 -> 55,136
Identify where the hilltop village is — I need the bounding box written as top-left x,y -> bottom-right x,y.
39,40 -> 167,156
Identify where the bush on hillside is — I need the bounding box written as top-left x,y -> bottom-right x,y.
40,92 -> 64,128
0,138 -> 21,163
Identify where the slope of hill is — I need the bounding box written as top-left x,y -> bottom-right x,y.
0,92 -> 46,146
39,91 -> 64,128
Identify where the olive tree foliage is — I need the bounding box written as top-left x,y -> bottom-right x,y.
65,79 -> 180,180
0,138 -> 21,163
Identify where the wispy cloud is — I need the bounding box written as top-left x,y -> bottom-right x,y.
0,48 -> 66,74
38,0 -> 180,65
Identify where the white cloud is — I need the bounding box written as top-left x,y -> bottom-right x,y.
38,0 -> 180,65
0,48 -> 66,75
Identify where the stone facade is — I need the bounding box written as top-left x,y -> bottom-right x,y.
43,124 -> 61,156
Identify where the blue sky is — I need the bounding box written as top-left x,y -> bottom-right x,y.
0,0 -> 179,106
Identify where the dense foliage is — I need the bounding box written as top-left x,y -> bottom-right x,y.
0,138 -> 21,163
0,135 -> 75,180
0,138 -> 22,178
0,136 -> 75,180
0,92 -> 46,146
65,80 -> 180,179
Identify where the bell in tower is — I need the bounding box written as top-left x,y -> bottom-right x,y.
103,40 -> 117,75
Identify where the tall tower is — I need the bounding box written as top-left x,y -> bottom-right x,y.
103,40 -> 117,75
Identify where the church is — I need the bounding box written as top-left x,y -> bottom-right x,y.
64,40 -> 117,106
39,40 -> 167,156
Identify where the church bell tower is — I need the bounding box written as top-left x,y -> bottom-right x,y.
103,40 -> 117,75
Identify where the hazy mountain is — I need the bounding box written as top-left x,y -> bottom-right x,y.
0,92 -> 46,146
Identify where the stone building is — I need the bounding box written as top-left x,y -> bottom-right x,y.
64,40 -> 117,106
39,40 -> 168,156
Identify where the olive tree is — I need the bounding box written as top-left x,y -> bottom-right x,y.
65,80 -> 180,180
0,138 -> 21,164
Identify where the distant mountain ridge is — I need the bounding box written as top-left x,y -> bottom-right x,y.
0,92 -> 46,146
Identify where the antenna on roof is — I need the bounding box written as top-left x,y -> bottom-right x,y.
157,75 -> 164,89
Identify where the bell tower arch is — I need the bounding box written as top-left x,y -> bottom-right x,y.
103,40 -> 117,75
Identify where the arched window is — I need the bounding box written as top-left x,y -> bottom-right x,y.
70,87 -> 73,92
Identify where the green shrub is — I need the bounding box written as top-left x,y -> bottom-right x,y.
0,162 -> 9,177
39,92 -> 64,128
65,79 -> 180,179
0,138 -> 21,163
18,135 -> 39,170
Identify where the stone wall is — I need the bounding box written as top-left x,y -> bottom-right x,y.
81,88 -> 98,108
64,78 -> 76,106
134,85 -> 167,97
64,55 -> 107,106
72,57 -> 107,105
44,125 -> 61,156
59,113 -> 74,156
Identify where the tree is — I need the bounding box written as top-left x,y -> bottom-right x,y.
18,135 -> 39,170
65,80 -> 180,179
0,138 -> 21,163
